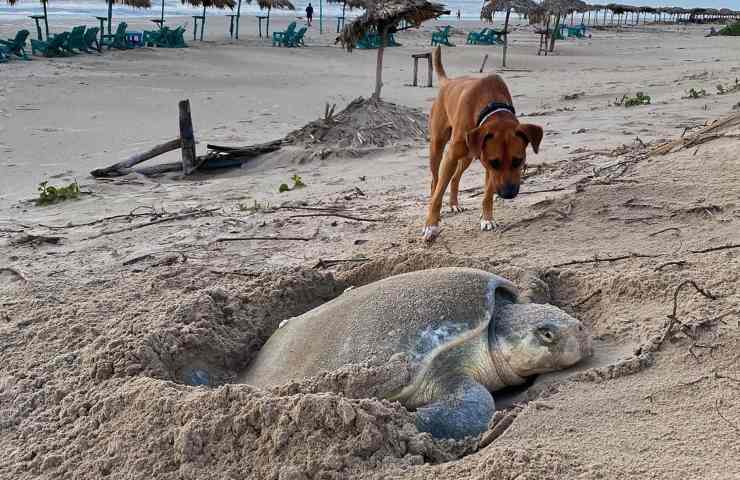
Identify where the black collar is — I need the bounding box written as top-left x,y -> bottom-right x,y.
476,102 -> 516,127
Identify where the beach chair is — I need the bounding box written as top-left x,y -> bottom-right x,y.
0,30 -> 31,60
154,26 -> 187,48
287,26 -> 307,47
272,22 -> 296,47
466,28 -> 487,45
168,26 -> 188,47
567,24 -> 586,38
143,29 -> 163,47
154,27 -> 173,47
102,23 -> 133,50
31,32 -> 69,57
431,25 -> 453,46
83,26 -> 100,52
479,29 -> 504,45
63,26 -> 87,54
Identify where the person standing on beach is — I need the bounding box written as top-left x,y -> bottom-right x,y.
456,9 -> 461,21
306,3 -> 314,27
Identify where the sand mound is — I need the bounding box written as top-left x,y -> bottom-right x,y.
285,97 -> 428,149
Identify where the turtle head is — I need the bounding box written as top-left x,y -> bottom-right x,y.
491,302 -> 593,378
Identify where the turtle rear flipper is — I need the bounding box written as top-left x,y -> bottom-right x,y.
415,377 -> 495,440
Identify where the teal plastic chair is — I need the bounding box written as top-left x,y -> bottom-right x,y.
31,32 -> 69,57
272,22 -> 296,47
431,25 -> 453,46
0,29 -> 31,60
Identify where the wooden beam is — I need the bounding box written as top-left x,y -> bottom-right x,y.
90,138 -> 181,177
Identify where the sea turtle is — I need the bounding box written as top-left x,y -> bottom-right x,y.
240,267 -> 593,439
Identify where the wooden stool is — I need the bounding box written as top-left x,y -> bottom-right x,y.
411,52 -> 433,88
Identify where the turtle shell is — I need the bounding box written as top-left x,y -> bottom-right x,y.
240,267 -> 519,388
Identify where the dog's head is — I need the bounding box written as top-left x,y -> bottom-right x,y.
466,119 -> 543,199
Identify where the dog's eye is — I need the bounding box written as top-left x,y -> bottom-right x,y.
490,159 -> 501,170
511,158 -> 524,169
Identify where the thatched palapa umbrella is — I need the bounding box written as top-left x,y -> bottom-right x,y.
338,0 -> 449,100
183,0 -> 235,41
541,0 -> 586,52
256,0 -> 295,36
480,0 -> 537,68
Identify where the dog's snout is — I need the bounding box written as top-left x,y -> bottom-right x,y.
498,183 -> 520,199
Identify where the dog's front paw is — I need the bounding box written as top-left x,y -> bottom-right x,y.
480,219 -> 497,232
422,224 -> 441,242
449,205 -> 464,214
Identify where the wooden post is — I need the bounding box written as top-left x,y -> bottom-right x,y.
426,54 -> 432,87
201,5 -> 206,41
42,0 -> 49,40
549,13 -> 560,52
179,100 -> 198,175
502,7 -> 511,68
413,56 -> 420,86
107,0 -> 113,35
235,0 -> 242,39
479,53 -> 488,73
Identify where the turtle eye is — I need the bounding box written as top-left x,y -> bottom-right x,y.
536,326 -> 556,344
490,159 -> 502,170
511,158 -> 524,169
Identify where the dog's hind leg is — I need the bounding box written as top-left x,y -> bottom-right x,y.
448,155 -> 473,213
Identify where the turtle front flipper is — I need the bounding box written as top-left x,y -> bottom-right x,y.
415,377 -> 495,440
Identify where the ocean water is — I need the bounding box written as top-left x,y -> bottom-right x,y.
0,0 -> 733,23
0,0 -> 485,21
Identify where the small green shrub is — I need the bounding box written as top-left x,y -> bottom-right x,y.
719,22 -> 740,36
36,180 -> 80,206
685,88 -> 708,99
616,92 -> 651,108
278,175 -> 306,193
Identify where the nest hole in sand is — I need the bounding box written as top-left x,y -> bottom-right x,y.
136,253 -> 643,413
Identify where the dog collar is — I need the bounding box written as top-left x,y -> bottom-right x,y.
477,102 -> 516,127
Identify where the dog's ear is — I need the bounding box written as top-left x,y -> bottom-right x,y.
466,127 -> 492,159
516,124 -> 544,154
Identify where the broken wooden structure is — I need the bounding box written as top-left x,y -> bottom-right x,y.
411,52 -> 433,88
90,99 -> 283,178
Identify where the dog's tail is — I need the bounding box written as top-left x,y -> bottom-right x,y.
432,46 -> 449,87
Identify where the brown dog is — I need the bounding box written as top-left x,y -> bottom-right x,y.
422,47 -> 543,241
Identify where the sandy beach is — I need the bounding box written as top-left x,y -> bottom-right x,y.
1,12 -> 739,479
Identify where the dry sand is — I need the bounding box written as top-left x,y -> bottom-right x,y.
1,16 -> 739,480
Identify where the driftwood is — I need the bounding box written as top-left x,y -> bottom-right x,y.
90,138 -> 181,177
479,53 -> 488,73
83,208 -> 219,241
651,112 -> 740,156
214,236 -> 313,242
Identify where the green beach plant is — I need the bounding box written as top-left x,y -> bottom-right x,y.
36,180 -> 80,206
615,92 -> 651,108
685,88 -> 708,99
